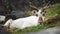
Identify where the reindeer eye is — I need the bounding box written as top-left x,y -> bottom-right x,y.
36,14 -> 38,16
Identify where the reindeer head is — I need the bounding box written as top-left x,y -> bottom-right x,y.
30,1 -> 50,16
32,9 -> 42,17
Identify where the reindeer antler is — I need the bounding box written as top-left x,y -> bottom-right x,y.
40,1 -> 51,16
43,1 -> 51,9
29,2 -> 38,10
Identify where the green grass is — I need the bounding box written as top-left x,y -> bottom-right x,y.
12,21 -> 60,34
11,3 -> 60,34
45,3 -> 60,18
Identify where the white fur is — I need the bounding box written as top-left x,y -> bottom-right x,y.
4,19 -> 13,27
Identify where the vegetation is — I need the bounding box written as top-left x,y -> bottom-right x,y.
45,3 -> 60,18
0,0 -> 60,34
11,3 -> 60,34
12,20 -> 60,34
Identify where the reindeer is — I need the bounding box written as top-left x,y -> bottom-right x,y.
3,1 -> 50,29
3,9 -> 45,29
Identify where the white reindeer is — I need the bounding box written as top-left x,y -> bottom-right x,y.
3,9 -> 44,29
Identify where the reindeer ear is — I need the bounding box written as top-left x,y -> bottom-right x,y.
32,10 -> 36,15
32,10 -> 36,13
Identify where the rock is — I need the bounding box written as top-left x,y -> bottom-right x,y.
26,27 -> 60,34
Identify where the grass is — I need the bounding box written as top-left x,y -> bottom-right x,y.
45,3 -> 60,19
11,3 -> 60,34
12,20 -> 60,34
